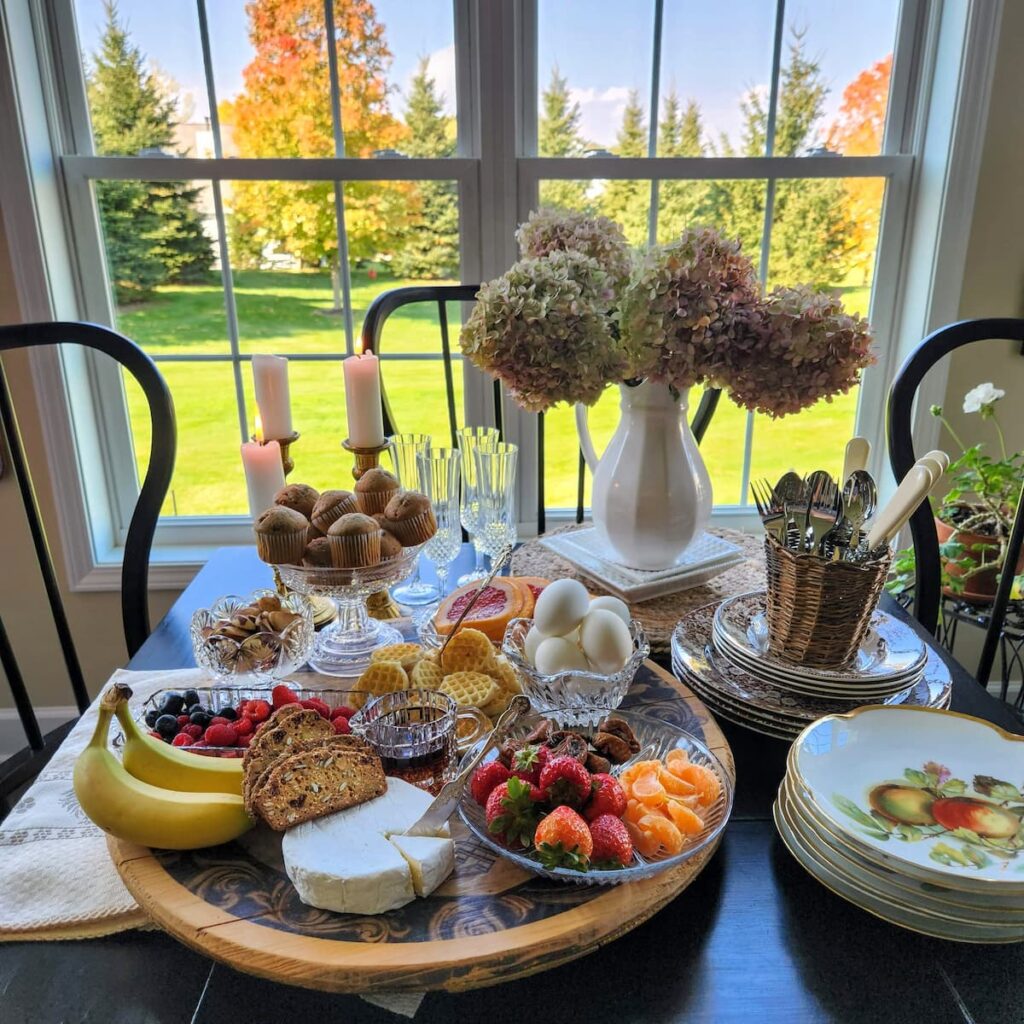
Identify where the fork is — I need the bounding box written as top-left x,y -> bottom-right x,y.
806,475 -> 841,554
750,479 -> 786,545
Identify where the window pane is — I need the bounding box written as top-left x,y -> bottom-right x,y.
655,178 -> 767,261
538,178 -> 652,248
749,177 -> 886,497
782,1 -> 899,157
126,361 -> 246,517
74,0 -> 209,157
659,4 -> 777,157
537,0 -> 654,155
94,177 -> 226,349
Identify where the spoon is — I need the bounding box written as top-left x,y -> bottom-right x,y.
774,471 -> 805,550
840,469 -> 877,555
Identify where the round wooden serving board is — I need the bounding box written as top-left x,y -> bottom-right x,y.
110,661 -> 734,993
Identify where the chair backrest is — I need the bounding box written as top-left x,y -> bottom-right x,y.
0,322 -> 175,751
886,317 -> 1024,684
361,284 -> 722,533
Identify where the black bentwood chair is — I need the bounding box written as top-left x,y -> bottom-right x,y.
887,318 -> 1024,692
0,323 -> 175,817
361,284 -> 722,534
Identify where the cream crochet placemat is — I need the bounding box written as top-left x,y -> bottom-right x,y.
512,525 -> 765,653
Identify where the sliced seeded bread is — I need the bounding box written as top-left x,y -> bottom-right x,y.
242,709 -> 334,814
253,745 -> 387,831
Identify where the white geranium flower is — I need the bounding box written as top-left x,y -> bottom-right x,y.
963,382 -> 1005,414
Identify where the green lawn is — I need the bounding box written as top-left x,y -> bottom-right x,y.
119,269 -> 869,517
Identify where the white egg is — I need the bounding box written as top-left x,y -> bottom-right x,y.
533,578 -> 590,637
524,625 -> 545,666
580,608 -> 634,675
534,636 -> 590,675
588,595 -> 631,627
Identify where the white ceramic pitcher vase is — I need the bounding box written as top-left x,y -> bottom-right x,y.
575,381 -> 712,570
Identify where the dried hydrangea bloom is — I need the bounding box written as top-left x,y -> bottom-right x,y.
459,251 -> 626,412
619,227 -> 760,389
723,285 -> 875,418
516,208 -> 633,298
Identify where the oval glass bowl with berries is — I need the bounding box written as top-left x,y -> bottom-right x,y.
126,683 -> 370,757
502,583 -> 650,727
458,708 -> 733,884
190,590 -> 315,684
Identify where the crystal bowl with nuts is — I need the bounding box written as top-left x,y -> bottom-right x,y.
189,590 -> 315,684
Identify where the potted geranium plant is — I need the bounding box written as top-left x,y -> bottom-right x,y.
890,383 -> 1024,602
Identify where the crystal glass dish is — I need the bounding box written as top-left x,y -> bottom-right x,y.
189,590 -> 315,685
458,708 -> 733,885
502,617 -> 650,727
275,545 -> 423,676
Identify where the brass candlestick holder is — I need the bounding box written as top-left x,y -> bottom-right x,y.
252,430 -> 301,477
342,437 -> 403,621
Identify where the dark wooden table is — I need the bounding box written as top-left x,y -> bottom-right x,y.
2,546 -> 1022,1023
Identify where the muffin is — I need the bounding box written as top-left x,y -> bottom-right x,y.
311,489 -> 358,534
379,530 -> 403,561
254,506 -> 309,565
275,483 -> 319,521
301,536 -> 334,568
354,468 -> 400,516
327,513 -> 382,568
381,491 -> 437,546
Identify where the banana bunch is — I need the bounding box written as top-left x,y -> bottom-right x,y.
74,684 -> 253,850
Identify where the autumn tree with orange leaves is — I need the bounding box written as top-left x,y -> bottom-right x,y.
827,54 -> 892,282
222,0 -> 409,279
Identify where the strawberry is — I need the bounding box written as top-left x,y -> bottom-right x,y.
332,716 -> 352,735
584,773 -> 627,822
301,697 -> 330,719
485,777 -> 543,847
471,761 -> 511,806
271,684 -> 300,709
588,814 -> 634,867
539,756 -> 592,808
534,806 -> 593,870
509,744 -> 549,785
204,723 -> 238,747
249,699 -> 272,722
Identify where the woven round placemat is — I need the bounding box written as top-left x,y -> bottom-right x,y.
512,525 -> 765,654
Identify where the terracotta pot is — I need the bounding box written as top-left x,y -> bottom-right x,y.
934,504 -> 1024,603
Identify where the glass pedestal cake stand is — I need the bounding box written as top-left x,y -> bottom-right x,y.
275,545 -> 422,677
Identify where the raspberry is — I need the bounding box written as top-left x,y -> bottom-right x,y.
183,724 -> 204,739
272,684 -> 300,709
234,716 -> 254,736
249,699 -> 272,722
237,733 -> 252,748
171,733 -> 192,747
300,698 -> 330,719
208,716 -> 230,727
204,723 -> 238,747
330,705 -> 355,719
148,730 -> 163,740
176,714 -> 191,726
332,716 -> 352,735
191,739 -> 207,748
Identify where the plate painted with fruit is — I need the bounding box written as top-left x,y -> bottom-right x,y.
790,706 -> 1024,890
459,708 -> 733,885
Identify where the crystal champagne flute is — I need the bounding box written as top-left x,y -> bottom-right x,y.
417,447 -> 462,598
388,433 -> 437,605
456,426 -> 500,585
474,442 -> 518,565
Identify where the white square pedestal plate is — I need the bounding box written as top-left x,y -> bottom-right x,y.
539,529 -> 744,603
671,599 -> 950,741
775,706 -> 1024,943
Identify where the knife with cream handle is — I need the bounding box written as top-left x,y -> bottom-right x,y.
842,437 -> 871,483
917,449 -> 950,484
865,463 -> 935,551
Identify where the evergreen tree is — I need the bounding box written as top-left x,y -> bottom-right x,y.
656,91 -> 707,242
87,2 -> 212,300
600,90 -> 649,246
391,58 -> 459,278
537,67 -> 589,212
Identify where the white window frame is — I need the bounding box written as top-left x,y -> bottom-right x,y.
0,0 -> 1004,589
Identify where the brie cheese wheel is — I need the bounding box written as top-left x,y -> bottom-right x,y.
282,777 -> 454,915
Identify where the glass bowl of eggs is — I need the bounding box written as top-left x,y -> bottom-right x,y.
501,579 -> 649,727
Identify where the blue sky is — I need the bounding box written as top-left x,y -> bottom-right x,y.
74,0 -> 898,147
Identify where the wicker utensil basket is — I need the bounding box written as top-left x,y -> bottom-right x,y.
763,535 -> 891,668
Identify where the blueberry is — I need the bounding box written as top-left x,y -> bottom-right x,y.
144,710 -> 159,728
182,689 -> 200,709
155,714 -> 180,739
217,707 -> 238,721
159,693 -> 185,716
190,710 -> 211,728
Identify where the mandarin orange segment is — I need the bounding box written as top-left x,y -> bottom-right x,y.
665,748 -> 689,767
631,770 -> 666,804
677,763 -> 721,806
624,819 -> 661,858
666,800 -> 705,834
638,814 -> 684,856
658,767 -> 696,796
625,798 -> 648,825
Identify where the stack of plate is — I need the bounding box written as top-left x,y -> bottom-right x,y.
671,597 -> 950,740
776,706 -> 1024,942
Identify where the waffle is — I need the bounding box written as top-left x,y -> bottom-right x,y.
410,658 -> 444,690
439,628 -> 494,671
353,661 -> 410,707
370,642 -> 425,673
440,670 -> 500,710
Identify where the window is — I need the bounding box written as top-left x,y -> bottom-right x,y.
5,0 -> 968,573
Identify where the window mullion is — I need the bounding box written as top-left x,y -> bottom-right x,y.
646,0 -> 664,246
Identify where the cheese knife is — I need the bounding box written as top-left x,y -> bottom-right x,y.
401,694 -> 532,838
